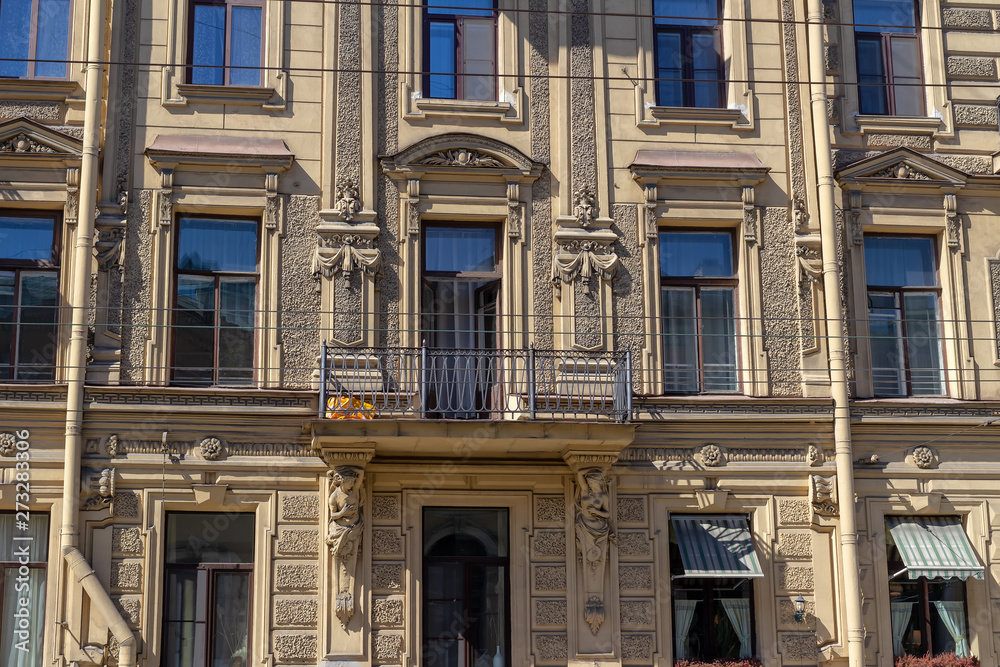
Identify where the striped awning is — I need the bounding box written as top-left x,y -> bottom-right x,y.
887,516 -> 984,581
671,515 -> 764,579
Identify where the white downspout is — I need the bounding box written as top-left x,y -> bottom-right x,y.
805,2 -> 864,667
60,0 -> 138,664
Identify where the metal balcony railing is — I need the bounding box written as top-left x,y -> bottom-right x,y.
319,342 -> 632,422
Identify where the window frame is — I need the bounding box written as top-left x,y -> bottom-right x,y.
853,0 -> 924,117
185,0 -> 265,87
863,234 -> 944,398
658,229 -> 740,395
421,1 -> 499,102
652,0 -> 725,109
0,511 -> 49,667
421,507 -> 511,667
0,0 -> 74,81
0,210 -> 62,382
170,214 -> 261,387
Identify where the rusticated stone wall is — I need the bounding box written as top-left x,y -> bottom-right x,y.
273,492 -> 321,664
616,496 -> 656,665
532,493 -> 569,664
371,494 -> 405,665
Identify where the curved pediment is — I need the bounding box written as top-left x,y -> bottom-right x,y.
382,133 -> 543,180
0,117 -> 82,160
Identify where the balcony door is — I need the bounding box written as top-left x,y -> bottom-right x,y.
422,224 -> 500,418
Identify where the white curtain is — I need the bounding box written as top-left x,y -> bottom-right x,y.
933,600 -> 969,658
720,598 -> 753,659
0,513 -> 48,667
674,599 -> 699,660
890,602 -> 914,656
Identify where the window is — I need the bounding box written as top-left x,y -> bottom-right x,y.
0,512 -> 48,667
659,231 -> 737,393
670,516 -> 760,662
0,213 -> 60,382
163,513 -> 254,667
187,0 -> 264,86
423,507 -> 509,667
423,0 -> 497,101
0,0 -> 71,79
886,517 -> 976,659
653,0 -> 723,108
854,0 -> 922,116
864,236 -> 942,397
172,217 -> 258,386
421,225 -> 500,418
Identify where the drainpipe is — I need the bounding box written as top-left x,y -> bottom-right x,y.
805,2 -> 864,667
60,0 -> 138,664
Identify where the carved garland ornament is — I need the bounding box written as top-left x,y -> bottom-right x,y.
574,467 -> 614,635
551,240 -> 619,295
870,162 -> 931,180
327,465 -> 365,627
419,148 -> 505,168
312,234 -> 382,281
0,133 -> 56,154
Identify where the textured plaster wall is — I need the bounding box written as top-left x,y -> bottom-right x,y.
529,0 -> 553,347
281,196 -> 322,388
377,0 -> 401,347
761,207 -> 803,395
612,204 -> 645,389
120,190 -> 152,383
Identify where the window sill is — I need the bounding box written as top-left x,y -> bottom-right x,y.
407,95 -> 521,124
855,114 -> 942,135
172,83 -> 279,107
643,104 -> 748,129
0,78 -> 79,102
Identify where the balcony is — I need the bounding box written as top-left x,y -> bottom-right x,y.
319,342 -> 633,422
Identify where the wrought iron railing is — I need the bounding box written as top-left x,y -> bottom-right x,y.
319,342 -> 632,422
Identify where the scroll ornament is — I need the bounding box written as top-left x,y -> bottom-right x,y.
575,467 -> 614,635
312,235 -> 382,281
551,241 -> 619,295
327,466 -> 365,627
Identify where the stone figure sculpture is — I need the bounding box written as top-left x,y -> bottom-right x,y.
575,467 -> 614,634
327,465 -> 365,626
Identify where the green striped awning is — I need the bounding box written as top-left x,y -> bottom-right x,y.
887,516 -> 984,581
671,516 -> 764,579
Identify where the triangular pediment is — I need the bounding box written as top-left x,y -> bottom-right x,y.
0,117 -> 82,158
836,147 -> 967,187
383,133 -> 543,179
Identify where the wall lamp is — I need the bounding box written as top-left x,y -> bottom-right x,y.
794,595 -> 806,623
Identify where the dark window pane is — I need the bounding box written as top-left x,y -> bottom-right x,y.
15,271 -> 57,381
230,6 -> 262,86
34,0 -> 71,78
890,35 -> 922,115
0,272 -> 15,373
191,3 -> 226,85
854,0 -> 918,33
691,31 -> 721,108
212,572 -> 250,667
660,232 -> 734,277
903,292 -> 942,395
423,507 -> 509,557
428,20 -> 457,99
173,275 -> 216,384
461,17 -> 495,101
701,287 -> 737,392
655,30 -> 684,106
856,36 -> 888,115
0,0 -> 32,77
864,237 -> 936,287
0,216 -> 56,262
177,218 -> 257,272
868,291 -> 905,396
217,277 -> 255,385
426,0 -> 494,16
653,0 -> 719,26
425,227 -> 497,273
662,287 -> 699,393
165,513 -> 255,564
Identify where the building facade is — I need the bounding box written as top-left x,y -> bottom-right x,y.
2,1 -> 1000,667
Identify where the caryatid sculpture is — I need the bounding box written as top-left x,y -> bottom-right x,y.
327,466 -> 365,626
575,467 -> 614,634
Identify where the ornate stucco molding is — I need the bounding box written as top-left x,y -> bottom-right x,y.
327,465 -> 365,627
332,178 -> 363,222
314,219 -> 381,347
81,467 -> 116,514
313,233 -> 382,281
551,239 -> 619,296
573,185 -> 598,228
810,474 -> 838,518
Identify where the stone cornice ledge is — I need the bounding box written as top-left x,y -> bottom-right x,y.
0,79 -> 79,102
175,83 -> 279,106
647,105 -> 745,128
855,114 -> 942,135
311,420 -> 636,459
